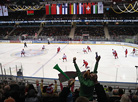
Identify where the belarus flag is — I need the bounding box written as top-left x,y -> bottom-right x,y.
57,4 -> 62,15
45,4 -> 51,15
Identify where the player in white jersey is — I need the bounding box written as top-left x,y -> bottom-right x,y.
83,48 -> 88,54
62,53 -> 67,62
112,49 -> 115,56
21,49 -> 25,57
42,45 -> 45,51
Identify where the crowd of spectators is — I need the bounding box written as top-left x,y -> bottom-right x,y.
40,27 -> 71,36
75,26 -> 104,37
108,27 -> 137,41
11,27 -> 39,36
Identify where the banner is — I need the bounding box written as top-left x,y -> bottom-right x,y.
46,4 -> 51,15
2,6 -> 8,16
0,6 -> 3,16
98,2 -> 103,14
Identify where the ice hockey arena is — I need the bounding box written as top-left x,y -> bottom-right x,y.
0,0 -> 138,102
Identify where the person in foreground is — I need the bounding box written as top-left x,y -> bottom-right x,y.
73,56 -> 108,102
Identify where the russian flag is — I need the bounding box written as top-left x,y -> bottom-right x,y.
79,3 -> 84,14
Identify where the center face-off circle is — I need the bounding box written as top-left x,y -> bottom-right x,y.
11,49 -> 47,57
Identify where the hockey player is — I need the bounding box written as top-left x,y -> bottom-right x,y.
83,48 -> 88,54
57,47 -> 61,53
62,53 -> 67,62
112,49 -> 115,56
83,60 -> 89,69
125,49 -> 128,57
133,48 -> 136,55
96,52 -> 98,59
24,42 -> 27,48
114,50 -> 118,59
21,49 -> 25,57
87,46 -> 92,52
42,45 -> 45,51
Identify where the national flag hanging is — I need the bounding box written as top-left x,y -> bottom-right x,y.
86,3 -> 91,14
98,2 -> 103,14
79,3 -> 84,14
2,6 -> 8,16
57,4 -> 62,15
51,4 -> 57,15
62,4 -> 65,15
71,3 -> 73,14
45,4 -> 51,15
77,3 -> 79,14
83,3 -> 86,14
73,3 -> 77,14
0,6 -> 3,16
65,3 -> 68,14
27,10 -> 34,15
69,3 -> 73,14
93,3 -> 98,14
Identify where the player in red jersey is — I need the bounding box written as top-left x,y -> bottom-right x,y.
62,53 -> 67,62
114,50 -> 118,59
57,47 -> 60,53
21,49 -> 25,57
42,45 -> 45,51
125,49 -> 128,57
83,60 -> 89,69
83,48 -> 88,54
87,46 -> 92,52
133,48 -> 136,55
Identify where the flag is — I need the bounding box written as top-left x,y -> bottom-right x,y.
57,4 -> 62,15
0,6 -> 3,16
93,3 -> 98,14
86,3 -> 91,14
62,4 -> 65,14
2,6 -> 8,16
73,3 -> 77,14
65,3 -> 68,14
51,4 -> 56,15
83,3 -> 85,14
45,4 -> 51,15
98,2 -> 103,14
79,3 -> 84,14
58,71 -> 86,82
69,3 -> 73,14
77,3 -> 79,14
27,10 -> 34,15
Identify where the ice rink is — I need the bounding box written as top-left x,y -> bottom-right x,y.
0,43 -> 138,83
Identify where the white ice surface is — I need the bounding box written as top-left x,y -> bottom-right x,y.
0,43 -> 138,83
